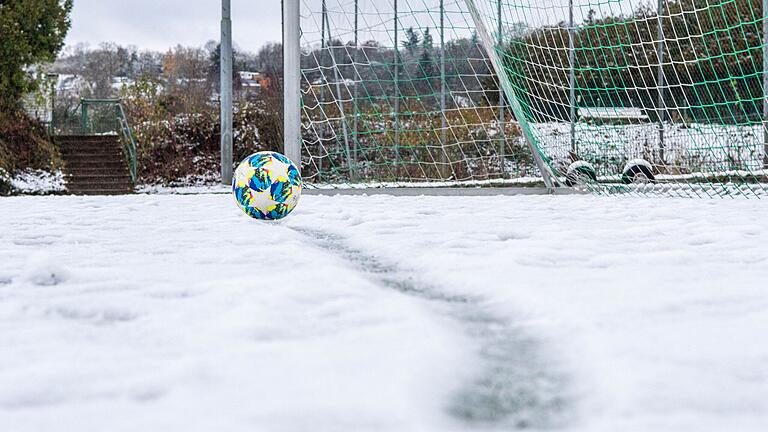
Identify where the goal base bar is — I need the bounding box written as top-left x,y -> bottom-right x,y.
304,187 -> 584,197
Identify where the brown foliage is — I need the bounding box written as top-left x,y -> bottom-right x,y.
0,110 -> 61,174
121,76 -> 283,183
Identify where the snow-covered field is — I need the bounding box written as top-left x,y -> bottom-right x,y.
1,193 -> 767,432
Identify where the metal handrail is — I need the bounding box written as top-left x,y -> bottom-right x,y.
53,98 -> 138,184
115,104 -> 138,183
84,99 -> 137,183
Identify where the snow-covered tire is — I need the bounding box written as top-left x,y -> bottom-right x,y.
621,159 -> 655,184
565,161 -> 597,187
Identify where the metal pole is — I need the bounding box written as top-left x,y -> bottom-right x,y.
115,104 -> 121,132
440,0 -> 448,179
498,0 -> 506,177
656,0 -> 666,165
81,100 -> 88,133
353,0 -> 359,174
763,0 -> 768,167
569,0 -> 576,157
318,1 -> 327,179
284,0 -> 302,171
48,74 -> 57,135
220,0 -> 234,184
394,0 -> 401,176
325,12 -> 355,179
464,0 -> 555,189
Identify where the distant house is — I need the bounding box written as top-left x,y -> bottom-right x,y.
578,107 -> 649,125
57,74 -> 92,96
24,74 -> 92,124
238,71 -> 270,90
111,76 -> 135,92
239,71 -> 259,81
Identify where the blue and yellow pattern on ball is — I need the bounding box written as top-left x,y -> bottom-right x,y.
232,152 -> 302,220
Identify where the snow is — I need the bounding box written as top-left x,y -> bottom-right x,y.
622,158 -> 654,173
1,193 -> 768,431
579,107 -> 648,121
304,176 -> 545,189
136,176 -> 546,195
136,182 -> 230,195
136,172 -> 229,195
535,122 -> 767,174
3,170 -> 66,195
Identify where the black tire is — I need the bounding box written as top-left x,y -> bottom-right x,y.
622,163 -> 656,184
565,162 -> 597,187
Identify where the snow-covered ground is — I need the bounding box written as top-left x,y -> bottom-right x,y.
1,193 -> 767,431
1,169 -> 65,195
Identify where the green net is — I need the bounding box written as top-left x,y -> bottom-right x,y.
300,0 -> 768,196
300,0 -> 537,187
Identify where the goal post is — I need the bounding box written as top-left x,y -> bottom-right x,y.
289,0 -> 768,197
221,0 -> 234,185
283,0 -> 303,172
463,0 -> 556,190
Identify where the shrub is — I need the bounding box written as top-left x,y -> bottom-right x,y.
122,77 -> 282,183
0,111 -> 61,175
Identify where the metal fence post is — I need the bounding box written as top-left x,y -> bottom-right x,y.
498,0 -> 506,177
656,0 -> 666,165
569,0 -> 576,157
221,0 -> 234,184
317,1 -> 328,180
394,0 -> 401,177
47,73 -> 58,135
440,0 -> 448,180
284,0 -> 302,172
81,100 -> 88,134
325,11 -> 355,179
763,0 -> 768,167
353,0 -> 360,175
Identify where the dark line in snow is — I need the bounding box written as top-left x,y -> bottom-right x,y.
292,227 -> 574,430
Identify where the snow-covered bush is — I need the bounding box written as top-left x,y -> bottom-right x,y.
0,111 -> 62,195
122,77 -> 281,185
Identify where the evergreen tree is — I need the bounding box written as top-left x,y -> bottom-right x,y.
419,28 -> 436,87
207,43 -> 238,92
0,0 -> 73,111
403,27 -> 421,56
422,28 -> 434,51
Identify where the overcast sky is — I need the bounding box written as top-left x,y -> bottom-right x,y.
64,0 -> 283,52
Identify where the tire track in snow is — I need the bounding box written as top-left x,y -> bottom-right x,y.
292,227 -> 573,430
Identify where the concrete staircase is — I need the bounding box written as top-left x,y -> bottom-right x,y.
56,135 -> 134,195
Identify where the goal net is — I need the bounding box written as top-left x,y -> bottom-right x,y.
297,0 -> 768,196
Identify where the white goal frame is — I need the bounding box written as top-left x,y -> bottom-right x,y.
283,0 -> 304,173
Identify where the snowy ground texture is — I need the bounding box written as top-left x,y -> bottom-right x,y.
0,169 -> 65,195
1,194 -> 767,432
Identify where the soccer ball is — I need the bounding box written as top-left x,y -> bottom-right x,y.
232,151 -> 303,220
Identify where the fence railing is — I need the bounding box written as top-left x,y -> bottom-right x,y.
51,98 -> 138,183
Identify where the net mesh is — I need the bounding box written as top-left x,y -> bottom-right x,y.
300,0 -> 768,196
300,0 -> 538,187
